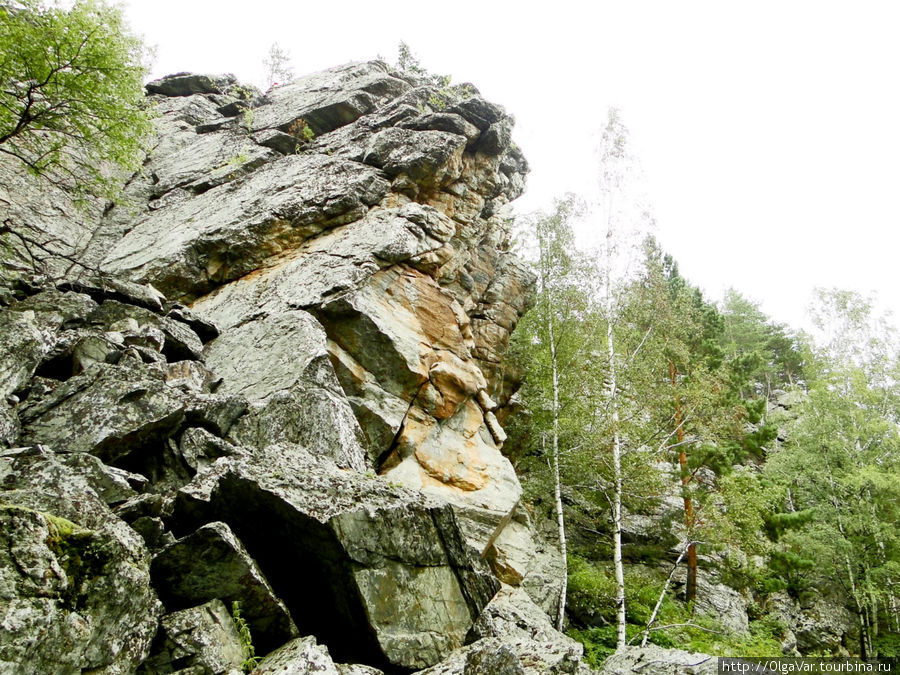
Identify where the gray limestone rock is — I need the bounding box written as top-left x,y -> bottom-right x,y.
0,402 -> 18,448
253,635 -> 341,675
597,646 -> 716,675
251,61 -> 411,136
0,308 -> 57,398
447,97 -> 506,132
400,112 -> 481,146
146,73 -> 239,97
363,127 -> 466,185
102,154 -> 390,301
146,124 -> 279,198
172,444 -> 498,670
204,309 -> 367,471
0,58 -> 549,675
0,448 -> 161,674
139,599 -> 247,674
765,591 -> 853,654
19,362 -> 187,464
477,120 -> 513,156
418,637 -> 592,675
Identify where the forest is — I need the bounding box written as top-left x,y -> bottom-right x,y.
508,110 -> 900,663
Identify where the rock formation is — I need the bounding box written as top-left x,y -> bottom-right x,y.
0,61 -> 589,673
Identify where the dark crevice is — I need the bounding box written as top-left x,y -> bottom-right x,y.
375,382 -> 425,473
33,352 -> 76,381
98,410 -> 186,473
159,339 -> 195,364
183,474 -> 406,672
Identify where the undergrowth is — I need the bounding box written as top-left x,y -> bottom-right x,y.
566,556 -> 784,667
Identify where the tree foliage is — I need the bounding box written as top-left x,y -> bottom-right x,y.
0,0 -> 151,199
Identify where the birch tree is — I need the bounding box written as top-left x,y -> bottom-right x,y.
510,194 -> 596,630
595,108 -> 654,648
766,289 -> 900,658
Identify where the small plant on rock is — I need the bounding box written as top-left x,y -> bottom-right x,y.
231,601 -> 260,673
392,42 -> 476,112
286,118 -> 315,152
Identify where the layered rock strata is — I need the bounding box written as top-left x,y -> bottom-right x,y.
0,62 -> 585,673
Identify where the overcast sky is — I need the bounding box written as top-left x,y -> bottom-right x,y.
122,0 -> 900,332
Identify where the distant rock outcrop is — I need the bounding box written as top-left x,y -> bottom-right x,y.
0,61 -> 586,673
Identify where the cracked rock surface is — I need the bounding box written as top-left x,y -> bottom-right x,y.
0,60 -> 586,673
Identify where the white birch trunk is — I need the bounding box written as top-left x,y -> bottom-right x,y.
640,543 -> 689,647
548,281 -> 568,631
605,224 -> 627,650
539,229 -> 569,632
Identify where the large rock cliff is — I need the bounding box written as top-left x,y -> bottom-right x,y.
0,62 -> 587,673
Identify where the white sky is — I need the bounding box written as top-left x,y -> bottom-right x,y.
122,0 -> 900,332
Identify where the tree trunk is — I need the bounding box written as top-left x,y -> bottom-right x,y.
548,300 -> 568,631
640,543 -> 689,647
538,229 -> 569,633
669,359 -> 697,604
607,231 -> 627,650
552,432 -> 567,630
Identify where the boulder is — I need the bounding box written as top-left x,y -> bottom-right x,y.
766,591 -> 853,654
418,636 -> 592,675
146,73 -> 239,97
0,448 -> 160,673
363,127 -> 466,185
252,635 -> 386,674
139,599 -> 247,674
251,61 -> 411,136
0,308 -> 57,398
19,362 -> 187,464
598,646 -> 716,675
204,309 -> 367,471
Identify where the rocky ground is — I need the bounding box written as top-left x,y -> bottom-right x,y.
0,61 -> 599,673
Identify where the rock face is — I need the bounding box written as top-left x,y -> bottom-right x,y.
0,61 -> 581,673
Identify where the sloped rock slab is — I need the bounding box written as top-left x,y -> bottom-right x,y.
191,202 -> 457,330
151,521 -> 298,655
172,444 -> 498,670
101,154 -> 389,302
251,61 -> 411,136
469,585 -> 571,645
19,362 -> 187,464
253,634 -> 386,674
147,73 -> 238,97
416,636 -> 593,675
0,308 -> 58,399
204,309 -> 367,471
